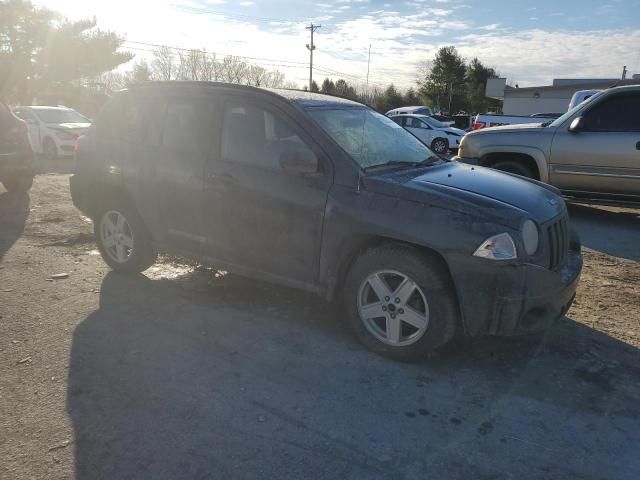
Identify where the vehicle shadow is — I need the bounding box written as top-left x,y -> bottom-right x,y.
568,203 -> 640,262
0,191 -> 30,262
67,271 -> 640,480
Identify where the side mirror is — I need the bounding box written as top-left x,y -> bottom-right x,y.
569,116 -> 584,133
279,148 -> 319,175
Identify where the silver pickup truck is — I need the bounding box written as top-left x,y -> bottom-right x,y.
456,85 -> 640,202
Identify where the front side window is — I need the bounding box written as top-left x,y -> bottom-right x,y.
583,94 -> 640,132
306,107 -> 439,170
221,99 -> 317,170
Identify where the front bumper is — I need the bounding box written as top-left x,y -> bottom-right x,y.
446,245 -> 582,337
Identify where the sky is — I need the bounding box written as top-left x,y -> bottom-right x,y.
35,0 -> 640,90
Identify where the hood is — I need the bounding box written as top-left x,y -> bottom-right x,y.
474,123 -> 545,134
363,161 -> 565,224
439,126 -> 466,135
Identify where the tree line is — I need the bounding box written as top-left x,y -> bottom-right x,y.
1,0 -> 501,115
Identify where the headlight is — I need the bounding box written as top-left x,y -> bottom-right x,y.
473,233 -> 517,261
55,130 -> 76,140
521,219 -> 539,256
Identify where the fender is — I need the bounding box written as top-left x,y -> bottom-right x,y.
478,145 -> 550,183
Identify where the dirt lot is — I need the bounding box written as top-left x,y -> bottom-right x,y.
1,170 -> 639,480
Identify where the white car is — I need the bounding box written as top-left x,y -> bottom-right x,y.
12,106 -> 91,159
390,114 -> 466,154
385,105 -> 433,117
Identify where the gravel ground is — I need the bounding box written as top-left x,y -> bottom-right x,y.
1,171 -> 639,480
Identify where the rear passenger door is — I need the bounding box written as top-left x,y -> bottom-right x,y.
203,94 -> 331,286
143,94 -> 216,252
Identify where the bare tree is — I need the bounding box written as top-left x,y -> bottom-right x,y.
220,56 -> 248,84
151,46 -> 176,81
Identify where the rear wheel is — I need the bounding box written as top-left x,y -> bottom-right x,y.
94,200 -> 156,273
343,245 -> 458,361
2,174 -> 34,193
431,138 -> 449,154
491,160 -> 535,179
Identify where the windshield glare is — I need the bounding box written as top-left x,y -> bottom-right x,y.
33,109 -> 89,124
306,107 -> 437,170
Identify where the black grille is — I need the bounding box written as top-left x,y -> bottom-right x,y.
546,215 -> 569,270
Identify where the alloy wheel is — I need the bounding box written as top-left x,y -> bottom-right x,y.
99,210 -> 135,263
357,270 -> 430,346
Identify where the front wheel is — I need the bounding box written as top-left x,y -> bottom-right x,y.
343,245 -> 459,361
94,200 -> 157,273
431,138 -> 449,154
2,174 -> 34,193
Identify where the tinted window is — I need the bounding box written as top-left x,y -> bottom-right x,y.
162,100 -> 212,152
583,94 -> 640,132
221,99 -> 316,170
97,94 -> 163,144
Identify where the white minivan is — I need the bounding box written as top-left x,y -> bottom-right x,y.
13,106 -> 91,159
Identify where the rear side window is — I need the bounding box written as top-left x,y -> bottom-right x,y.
161,99 -> 213,152
583,94 -> 640,132
221,99 -> 315,170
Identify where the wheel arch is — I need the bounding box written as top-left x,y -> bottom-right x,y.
325,234 -> 463,322
478,147 -> 548,182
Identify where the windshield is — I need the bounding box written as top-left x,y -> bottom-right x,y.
306,107 -> 438,170
420,116 -> 448,129
548,90 -> 604,128
33,109 -> 89,124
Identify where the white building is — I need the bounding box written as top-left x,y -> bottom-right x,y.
486,76 -> 640,115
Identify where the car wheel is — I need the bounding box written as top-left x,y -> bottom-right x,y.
431,138 -> 449,154
2,174 -> 34,193
344,245 -> 459,361
43,137 -> 58,160
491,160 -> 535,179
94,200 -> 157,273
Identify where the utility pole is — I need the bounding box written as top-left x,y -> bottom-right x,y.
622,65 -> 628,80
306,23 -> 321,91
366,44 -> 371,87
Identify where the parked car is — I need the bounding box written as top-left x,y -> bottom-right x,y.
568,89 -> 601,110
0,100 -> 34,193
456,85 -> 640,203
471,113 -> 557,130
389,113 -> 466,153
385,105 -> 433,117
70,82 -> 582,360
13,106 -> 91,160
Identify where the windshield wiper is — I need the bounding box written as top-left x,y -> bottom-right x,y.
364,157 -> 439,172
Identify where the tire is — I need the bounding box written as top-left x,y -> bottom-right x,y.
491,160 -> 535,179
94,199 -> 157,273
431,138 -> 449,154
343,245 -> 459,361
43,138 -> 58,161
2,174 -> 34,193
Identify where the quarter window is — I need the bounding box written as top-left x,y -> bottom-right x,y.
583,94 -> 640,132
